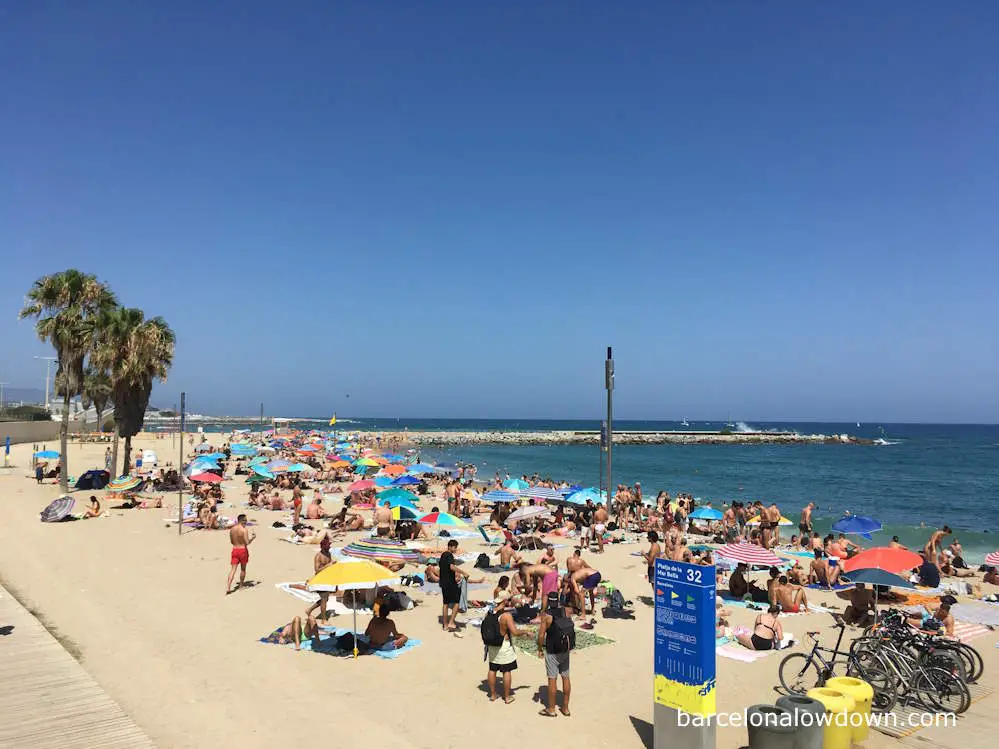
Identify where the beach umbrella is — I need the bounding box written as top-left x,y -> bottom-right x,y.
354,458 -> 379,467
307,559 -> 401,657
391,475 -> 421,487
986,551 -> 999,566
383,464 -> 406,476
230,445 -> 256,456
194,443 -> 215,453
248,455 -> 269,466
842,546 -> 922,574
342,538 -> 419,564
690,507 -> 724,521
392,505 -> 419,521
40,496 -> 75,522
331,460 -> 351,469
245,474 -> 272,485
716,543 -> 783,566
746,515 -> 794,527
108,475 -> 142,491
348,479 -> 376,492
407,463 -> 436,474
382,453 -> 404,462
34,450 -> 60,459
524,487 -> 562,502
482,490 -> 519,504
191,472 -> 223,484
831,514 -> 883,540
251,465 -> 275,479
266,459 -> 291,472
503,479 -> 530,492
377,487 -> 420,501
505,505 -> 552,525
285,463 -> 312,473
256,445 -> 276,453
842,567 -> 914,589
563,488 -> 606,506
419,511 -> 468,528
374,476 -> 396,487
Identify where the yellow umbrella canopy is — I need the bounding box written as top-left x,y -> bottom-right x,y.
306,559 -> 401,658
307,559 -> 400,592
745,514 -> 794,526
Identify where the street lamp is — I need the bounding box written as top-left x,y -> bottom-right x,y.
33,356 -> 57,411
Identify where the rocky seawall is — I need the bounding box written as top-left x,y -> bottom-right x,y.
401,431 -> 872,446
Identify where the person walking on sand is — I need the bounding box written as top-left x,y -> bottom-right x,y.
292,485 -> 303,526
537,591 -> 574,717
643,531 -> 662,587
226,514 -> 256,594
486,599 -> 522,704
439,539 -> 468,633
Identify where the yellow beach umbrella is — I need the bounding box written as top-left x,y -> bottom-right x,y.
307,560 -> 400,657
746,515 -> 794,526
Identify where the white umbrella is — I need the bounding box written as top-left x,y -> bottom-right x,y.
506,505 -> 552,526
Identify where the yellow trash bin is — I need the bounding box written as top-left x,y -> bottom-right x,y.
827,676 -> 874,741
806,687 -> 856,749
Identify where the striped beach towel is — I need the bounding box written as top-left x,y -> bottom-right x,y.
953,621 -> 993,643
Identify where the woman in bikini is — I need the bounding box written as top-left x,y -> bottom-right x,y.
736,604 -> 783,651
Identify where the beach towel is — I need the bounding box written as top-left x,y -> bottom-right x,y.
275,582 -> 372,615
718,597 -> 832,615
951,603 -> 999,628
716,634 -> 795,662
300,629 -> 422,659
952,622 -> 993,643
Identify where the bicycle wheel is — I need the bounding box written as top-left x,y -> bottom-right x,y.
779,653 -> 824,694
852,661 -> 898,713
912,667 -> 971,715
942,642 -> 983,683
921,649 -> 967,683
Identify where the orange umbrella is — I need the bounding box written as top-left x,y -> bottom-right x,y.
372,457 -> 389,465
330,460 -> 351,469
383,464 -> 406,475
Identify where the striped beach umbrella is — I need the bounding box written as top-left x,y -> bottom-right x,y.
983,551 -> 999,566
108,475 -> 142,491
482,490 -> 519,504
716,543 -> 783,566
342,538 -> 419,564
524,486 -> 562,502
40,496 -> 75,522
392,505 -> 420,521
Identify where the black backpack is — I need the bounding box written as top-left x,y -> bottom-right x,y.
474,553 -> 491,569
545,609 -> 576,654
480,610 -> 504,647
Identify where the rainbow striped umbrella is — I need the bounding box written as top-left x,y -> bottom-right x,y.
418,511 -> 468,528
108,475 -> 142,491
342,538 -> 419,564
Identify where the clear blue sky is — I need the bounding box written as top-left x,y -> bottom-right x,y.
2,2 -> 997,422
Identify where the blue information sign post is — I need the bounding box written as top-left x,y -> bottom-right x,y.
653,558 -> 716,749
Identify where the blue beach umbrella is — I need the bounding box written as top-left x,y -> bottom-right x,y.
842,567 -> 914,589
374,476 -> 396,487
564,488 -> 607,506
832,514 -> 883,541
524,486 -> 562,502
407,463 -> 436,474
376,487 -> 420,503
252,465 -> 275,479
690,507 -> 724,521
285,463 -> 311,473
34,450 -> 60,459
198,452 -> 225,461
391,475 -> 421,486
482,490 -> 519,504
503,479 -> 530,492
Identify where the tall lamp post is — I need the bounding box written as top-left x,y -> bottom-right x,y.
605,347 -> 614,510
34,355 -> 57,410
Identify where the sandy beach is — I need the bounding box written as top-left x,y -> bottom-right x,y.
1,435 -> 996,749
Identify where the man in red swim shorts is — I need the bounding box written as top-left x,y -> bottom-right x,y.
227,514 -> 256,594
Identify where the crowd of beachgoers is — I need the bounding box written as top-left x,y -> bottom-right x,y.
26,427 -> 999,723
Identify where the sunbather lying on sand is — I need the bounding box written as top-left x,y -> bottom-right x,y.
278,615 -> 321,651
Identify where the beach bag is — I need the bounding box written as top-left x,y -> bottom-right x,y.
546,609 -> 576,653
335,632 -> 369,654
475,553 -> 491,569
603,589 -> 635,619
513,605 -> 537,624
481,611 -> 504,647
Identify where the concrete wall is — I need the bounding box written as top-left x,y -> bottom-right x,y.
0,421 -> 84,446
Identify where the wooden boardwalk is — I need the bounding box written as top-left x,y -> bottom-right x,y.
0,585 -> 153,748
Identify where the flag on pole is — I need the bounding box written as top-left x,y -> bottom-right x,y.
329,412 -> 336,426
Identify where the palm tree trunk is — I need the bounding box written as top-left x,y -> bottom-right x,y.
111,424 -> 120,478
122,434 -> 132,477
59,392 -> 70,493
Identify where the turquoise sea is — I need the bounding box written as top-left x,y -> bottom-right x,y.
169,418 -> 999,561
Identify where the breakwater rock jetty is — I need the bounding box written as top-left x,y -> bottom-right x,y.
403,430 -> 873,446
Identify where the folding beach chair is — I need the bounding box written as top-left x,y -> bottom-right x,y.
477,524 -> 503,546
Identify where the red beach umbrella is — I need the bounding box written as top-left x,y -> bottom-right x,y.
348,479 -> 376,492
842,546 -> 923,574
191,472 -> 223,484
984,551 -> 999,566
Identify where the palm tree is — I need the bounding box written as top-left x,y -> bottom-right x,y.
94,308 -> 175,476
20,271 -> 118,492
82,366 -> 113,433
